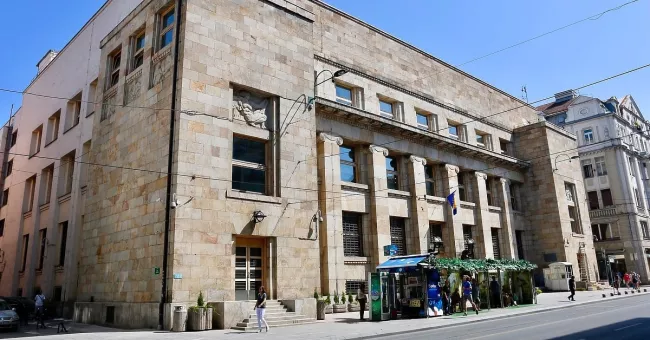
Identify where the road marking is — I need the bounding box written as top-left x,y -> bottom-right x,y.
614,322 -> 642,331
465,303 -> 641,340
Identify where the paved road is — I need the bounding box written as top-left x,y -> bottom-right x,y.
366,293 -> 650,340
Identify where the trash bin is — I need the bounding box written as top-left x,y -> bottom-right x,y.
172,306 -> 187,332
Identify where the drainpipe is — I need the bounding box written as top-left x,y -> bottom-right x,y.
159,0 -> 182,330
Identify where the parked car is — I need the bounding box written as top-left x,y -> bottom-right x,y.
0,297 -> 30,323
0,299 -> 19,331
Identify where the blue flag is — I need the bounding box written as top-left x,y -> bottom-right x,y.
447,191 -> 457,215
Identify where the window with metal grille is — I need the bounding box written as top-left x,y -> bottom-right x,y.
390,217 -> 406,256
345,280 -> 367,295
342,212 -> 363,257
463,225 -> 473,251
491,228 -> 501,259
429,223 -> 443,250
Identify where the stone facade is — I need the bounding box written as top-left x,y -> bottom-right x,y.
1,0 -> 598,330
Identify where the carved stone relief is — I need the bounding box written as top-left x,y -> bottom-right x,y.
101,93 -> 117,121
232,90 -> 269,129
151,49 -> 172,87
125,72 -> 142,104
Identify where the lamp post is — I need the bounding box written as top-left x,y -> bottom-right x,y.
313,69 -> 348,97
553,154 -> 580,172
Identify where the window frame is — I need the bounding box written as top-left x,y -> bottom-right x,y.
342,212 -> 363,257
20,235 -> 29,273
641,221 -> 650,240
335,83 -> 353,106
0,219 -> 4,237
424,164 -> 436,196
24,175 -> 37,213
37,228 -> 47,271
587,191 -> 600,210
582,159 -> 594,178
41,165 -> 54,206
158,7 -> 175,51
65,92 -> 82,132
1,189 -> 8,207
45,111 -> 61,145
4,159 -> 12,178
10,131 -> 17,148
231,135 -> 268,195
130,30 -> 146,72
457,172 -> 466,201
379,99 -> 394,119
385,156 -> 399,190
58,221 -> 68,267
30,125 -> 43,157
583,129 -> 594,144
594,156 -> 607,176
601,189 -> 613,207
416,112 -> 430,131
107,47 -> 122,89
448,122 -> 459,139
60,151 -> 76,197
339,145 -> 357,183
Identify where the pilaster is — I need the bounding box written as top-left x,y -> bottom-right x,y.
442,164 -> 464,257
408,155 -> 428,254
368,145 -> 391,267
473,172 -> 493,259
499,178 -> 516,259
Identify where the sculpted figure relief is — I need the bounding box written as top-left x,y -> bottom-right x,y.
233,90 -> 268,129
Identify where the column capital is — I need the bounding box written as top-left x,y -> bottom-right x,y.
409,155 -> 427,166
474,171 -> 487,180
444,164 -> 459,174
318,132 -> 343,145
499,178 -> 510,185
369,145 -> 389,156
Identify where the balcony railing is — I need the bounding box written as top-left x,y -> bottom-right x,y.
589,206 -> 617,219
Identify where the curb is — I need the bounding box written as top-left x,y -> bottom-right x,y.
351,291 -> 650,340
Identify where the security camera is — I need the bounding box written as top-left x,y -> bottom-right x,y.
170,194 -> 178,209
307,102 -> 313,111
171,201 -> 177,209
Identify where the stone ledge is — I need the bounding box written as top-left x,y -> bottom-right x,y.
460,201 -> 476,209
488,206 -> 502,212
344,256 -> 370,264
341,182 -> 369,192
226,190 -> 282,204
426,195 -> 446,204
388,189 -> 411,198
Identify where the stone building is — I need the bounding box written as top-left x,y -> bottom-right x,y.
539,91 -> 650,283
0,0 -> 597,329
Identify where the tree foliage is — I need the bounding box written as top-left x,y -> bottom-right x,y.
430,258 -> 537,272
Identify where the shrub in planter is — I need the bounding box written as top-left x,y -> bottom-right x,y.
324,296 -> 333,314
187,292 -> 213,331
341,291 -> 347,304
333,292 -> 346,313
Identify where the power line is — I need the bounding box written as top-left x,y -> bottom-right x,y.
412,0 -> 641,83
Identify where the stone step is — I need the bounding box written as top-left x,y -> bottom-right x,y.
243,313 -> 301,322
232,318 -> 317,331
244,311 -> 297,318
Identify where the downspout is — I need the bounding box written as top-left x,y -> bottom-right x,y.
159,0 -> 182,330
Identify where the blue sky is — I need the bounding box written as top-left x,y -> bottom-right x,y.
0,0 -> 648,124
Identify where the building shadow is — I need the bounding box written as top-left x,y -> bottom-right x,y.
549,317 -> 650,339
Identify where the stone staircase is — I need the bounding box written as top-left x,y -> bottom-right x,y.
231,300 -> 316,331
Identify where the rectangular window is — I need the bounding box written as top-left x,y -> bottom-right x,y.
20,235 -> 29,272
515,230 -> 525,260
379,100 -> 394,119
582,159 -> 594,178
59,151 -> 76,196
416,113 -> 430,131
601,189 -> 613,207
345,281 -> 367,295
386,156 -> 399,190
342,212 -> 363,257
5,159 -> 12,178
424,164 -> 436,196
335,84 -> 353,106
131,31 -> 145,71
595,157 -> 607,176
0,219 -> 4,237
568,206 -> 581,234
429,224 -> 443,251
486,179 -> 494,206
638,222 -> 648,243
499,139 -> 511,156
107,48 -> 121,89
46,111 -> 60,144
2,189 -> 8,207
463,225 -> 473,251
587,191 -> 600,210
457,172 -> 466,201
65,92 -> 82,130
87,79 -> 98,117
592,223 -> 613,242
629,157 -> 635,177
41,165 -> 54,205
232,136 -> 266,194
10,131 -> 17,148
510,183 -> 520,211
80,141 -> 91,188
58,221 -> 68,267
448,123 -> 459,139
30,125 -> 43,156
25,176 -> 37,213
340,145 -> 357,183
389,217 -> 406,256
37,229 -> 47,270
583,129 -> 594,144
159,7 -> 175,50
635,189 -> 642,208
491,228 -> 501,260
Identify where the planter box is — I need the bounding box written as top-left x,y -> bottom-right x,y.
187,308 -> 213,331
324,305 -> 333,314
333,304 -> 347,313
316,301 -> 327,320
347,303 -> 360,312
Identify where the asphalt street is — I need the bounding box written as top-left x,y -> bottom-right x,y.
369,293 -> 650,340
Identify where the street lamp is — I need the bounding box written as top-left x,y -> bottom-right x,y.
553,154 -> 579,172
313,69 -> 348,97
252,210 -> 267,224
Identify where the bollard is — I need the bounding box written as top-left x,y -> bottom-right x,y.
625,291 -> 628,295
602,294 -> 606,298
631,290 -> 635,294
610,293 -> 614,296
638,290 -> 641,293
645,289 -> 647,292
618,292 -> 622,296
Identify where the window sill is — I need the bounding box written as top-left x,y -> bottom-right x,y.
488,206 -> 502,212
86,111 -> 95,118
58,192 -> 72,204
55,265 -> 64,273
344,256 -> 369,264
28,151 -> 40,159
426,195 -> 446,204
226,190 -> 282,204
341,182 -> 369,191
35,269 -> 43,276
153,45 -> 172,63
459,201 -> 476,208
387,189 -> 410,198
126,66 -> 143,81
572,233 -> 585,238
23,210 -> 33,219
39,202 -> 50,212
44,138 -> 58,148
594,237 -> 621,242
63,122 -> 79,135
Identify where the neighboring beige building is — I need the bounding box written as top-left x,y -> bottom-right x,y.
0,0 -> 597,329
539,91 -> 650,283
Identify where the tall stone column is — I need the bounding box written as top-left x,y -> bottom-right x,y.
368,145 -> 391,267
408,155 -> 428,254
473,172 -> 493,259
317,132 -> 344,294
498,178 -> 516,259
442,164 -> 464,257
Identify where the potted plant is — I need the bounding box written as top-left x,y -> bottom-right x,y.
348,293 -> 360,312
324,296 -> 333,314
315,290 -> 326,320
333,292 -> 346,313
187,292 -> 213,331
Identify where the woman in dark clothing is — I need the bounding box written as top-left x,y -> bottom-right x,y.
441,279 -> 451,315
254,286 -> 269,333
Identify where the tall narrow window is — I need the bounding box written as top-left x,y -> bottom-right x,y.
635,189 -> 642,208
491,228 -> 501,259
486,179 -> 494,206
568,206 -> 581,234
629,157 -> 635,177
232,136 -> 267,194
379,100 -> 394,119
41,165 -> 54,205
20,235 -> 29,272
0,219 -> 4,237
159,7 -> 175,50
587,191 -> 600,210
429,224 -> 443,251
463,225 -> 473,251
499,139 -> 511,156
424,164 -> 436,196
601,189 -> 613,207
65,92 -> 82,130
80,141 -> 91,188
131,31 -> 145,71
46,111 -> 60,144
510,183 -> 520,211
10,131 -> 17,148
24,176 -> 37,213
340,145 -> 357,183
457,172 -> 466,201
335,84 -> 353,106
389,217 -> 406,256
30,125 -> 43,156
342,212 -> 363,257
641,221 -> 650,240
5,159 -> 12,178
58,221 -> 68,267
595,157 -> 607,176
2,189 -> 8,207
582,159 -> 594,178
515,230 -> 525,260
87,79 -> 98,117
107,48 -> 121,89
37,229 -> 47,270
416,112 -> 430,131
59,151 -> 76,196
385,156 -> 399,190
583,129 -> 594,144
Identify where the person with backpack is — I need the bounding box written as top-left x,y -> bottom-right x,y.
34,289 -> 46,329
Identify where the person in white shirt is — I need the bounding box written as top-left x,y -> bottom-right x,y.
357,283 -> 368,320
34,290 -> 46,328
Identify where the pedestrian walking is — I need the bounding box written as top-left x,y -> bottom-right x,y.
471,277 -> 481,311
34,289 -> 47,329
462,276 -> 479,316
613,274 -> 621,294
632,272 -> 639,290
567,275 -> 576,301
441,279 -> 451,315
254,286 -> 269,333
623,272 -> 631,289
357,283 -> 367,320
489,276 -> 501,308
